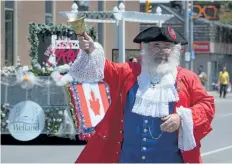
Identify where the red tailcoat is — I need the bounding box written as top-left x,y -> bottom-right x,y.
76,59 -> 215,163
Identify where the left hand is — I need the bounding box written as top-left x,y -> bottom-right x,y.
160,114 -> 181,133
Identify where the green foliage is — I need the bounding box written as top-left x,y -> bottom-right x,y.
28,22 -> 97,74
219,1 -> 232,24
220,1 -> 232,11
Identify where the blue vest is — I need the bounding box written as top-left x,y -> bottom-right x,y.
120,83 -> 183,163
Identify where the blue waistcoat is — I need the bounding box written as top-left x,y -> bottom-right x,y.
120,83 -> 183,163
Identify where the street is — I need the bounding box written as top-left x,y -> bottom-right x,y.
1,92 -> 232,163
201,91 -> 232,163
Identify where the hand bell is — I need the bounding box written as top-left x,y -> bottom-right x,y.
68,14 -> 86,36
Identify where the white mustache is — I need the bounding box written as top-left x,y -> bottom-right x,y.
155,57 -> 167,60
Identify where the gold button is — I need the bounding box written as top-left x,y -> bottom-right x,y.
177,87 -> 181,92
120,131 -> 123,134
178,78 -> 182,82
121,120 -> 124,123
118,141 -> 121,144
116,152 -> 119,154
103,136 -> 107,139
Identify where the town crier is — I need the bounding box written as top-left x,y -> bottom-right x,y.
69,26 -> 215,163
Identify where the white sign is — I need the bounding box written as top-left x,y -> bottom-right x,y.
185,52 -> 191,62
8,101 -> 45,141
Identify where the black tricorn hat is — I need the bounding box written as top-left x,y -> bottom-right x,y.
133,26 -> 188,45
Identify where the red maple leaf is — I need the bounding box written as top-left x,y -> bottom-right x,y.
89,90 -> 101,116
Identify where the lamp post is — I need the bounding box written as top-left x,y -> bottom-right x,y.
184,0 -> 190,70
156,7 -> 163,27
113,3 -> 165,63
118,3 -> 125,63
113,2 -> 126,63
189,0 -> 194,72
59,2 -> 173,64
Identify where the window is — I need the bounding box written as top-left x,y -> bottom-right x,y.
45,0 -> 53,24
5,1 -> 14,66
5,0 -> 14,9
45,13 -> 53,24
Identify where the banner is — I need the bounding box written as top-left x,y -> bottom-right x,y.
38,34 -> 80,66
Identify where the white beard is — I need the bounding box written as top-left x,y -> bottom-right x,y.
132,43 -> 181,118
141,43 -> 181,77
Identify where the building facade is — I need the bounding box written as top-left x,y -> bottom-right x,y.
141,1 -> 232,90
192,1 -> 232,90
1,0 -> 140,67
2,1 -> 231,91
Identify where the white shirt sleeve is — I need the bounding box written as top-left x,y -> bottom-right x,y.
68,42 -> 105,83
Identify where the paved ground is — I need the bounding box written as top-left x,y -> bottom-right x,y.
1,92 -> 232,163
201,91 -> 232,163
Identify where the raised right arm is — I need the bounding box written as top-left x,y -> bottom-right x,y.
69,42 -> 105,83
69,42 -> 140,93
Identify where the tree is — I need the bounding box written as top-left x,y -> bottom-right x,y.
219,1 -> 232,24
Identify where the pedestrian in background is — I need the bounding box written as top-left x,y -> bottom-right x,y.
218,66 -> 230,98
197,65 -> 207,87
128,57 -> 137,62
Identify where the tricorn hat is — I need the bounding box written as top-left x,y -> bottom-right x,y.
133,26 -> 188,45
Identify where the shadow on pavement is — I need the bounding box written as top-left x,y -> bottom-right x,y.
1,134 -> 87,145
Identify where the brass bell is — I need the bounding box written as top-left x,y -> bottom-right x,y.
68,14 -> 86,35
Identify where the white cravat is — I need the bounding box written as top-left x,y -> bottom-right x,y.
132,68 -> 179,118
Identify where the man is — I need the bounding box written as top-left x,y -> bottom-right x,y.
69,26 -> 215,163
218,66 -> 230,98
197,65 -> 207,87
128,56 -> 138,62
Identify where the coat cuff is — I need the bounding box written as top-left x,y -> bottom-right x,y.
176,106 -> 197,151
68,42 -> 105,83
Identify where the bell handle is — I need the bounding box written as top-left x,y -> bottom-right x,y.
77,32 -> 89,54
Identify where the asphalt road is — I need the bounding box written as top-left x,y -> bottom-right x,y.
1,92 -> 232,163
201,91 -> 232,163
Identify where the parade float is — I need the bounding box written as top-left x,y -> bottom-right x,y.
1,2 -> 173,142
0,6 -> 110,141
0,21 -> 111,141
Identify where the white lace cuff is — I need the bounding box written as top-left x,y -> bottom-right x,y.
68,42 -> 105,82
176,106 -> 196,151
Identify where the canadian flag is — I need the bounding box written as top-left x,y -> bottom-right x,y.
74,83 -> 110,129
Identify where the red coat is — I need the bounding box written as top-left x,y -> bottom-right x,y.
76,59 -> 215,163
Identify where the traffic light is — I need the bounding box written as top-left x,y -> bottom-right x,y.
145,0 -> 152,13
170,1 -> 182,12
